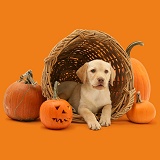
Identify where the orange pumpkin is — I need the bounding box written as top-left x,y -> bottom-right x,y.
40,81 -> 72,129
126,41 -> 151,101
3,70 -> 45,121
126,91 -> 156,123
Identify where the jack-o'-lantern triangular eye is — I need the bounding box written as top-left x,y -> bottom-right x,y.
55,106 -> 60,110
62,110 -> 66,114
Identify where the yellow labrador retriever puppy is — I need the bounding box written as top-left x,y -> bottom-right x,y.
57,59 -> 116,130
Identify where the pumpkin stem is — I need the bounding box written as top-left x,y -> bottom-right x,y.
19,70 -> 37,85
126,41 -> 144,57
136,91 -> 142,103
53,81 -> 60,100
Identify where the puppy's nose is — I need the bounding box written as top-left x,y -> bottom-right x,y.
98,77 -> 104,83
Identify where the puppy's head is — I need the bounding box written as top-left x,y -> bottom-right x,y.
76,59 -> 116,90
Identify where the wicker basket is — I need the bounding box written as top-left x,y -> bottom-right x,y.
41,29 -> 135,122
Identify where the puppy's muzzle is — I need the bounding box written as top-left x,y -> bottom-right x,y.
92,77 -> 105,90
97,77 -> 104,84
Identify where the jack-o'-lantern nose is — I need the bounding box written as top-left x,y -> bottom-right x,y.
62,110 -> 66,113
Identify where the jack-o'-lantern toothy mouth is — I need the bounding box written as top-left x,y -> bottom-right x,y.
52,118 -> 69,123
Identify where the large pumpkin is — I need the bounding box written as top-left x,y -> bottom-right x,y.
3,70 -> 45,121
40,81 -> 72,129
126,41 -> 151,100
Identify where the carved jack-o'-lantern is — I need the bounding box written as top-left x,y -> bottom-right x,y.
40,82 -> 72,129
40,99 -> 72,129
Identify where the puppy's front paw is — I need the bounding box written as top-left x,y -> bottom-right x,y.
87,120 -> 101,130
99,117 -> 111,127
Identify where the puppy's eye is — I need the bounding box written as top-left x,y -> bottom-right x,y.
105,70 -> 108,74
91,69 -> 96,73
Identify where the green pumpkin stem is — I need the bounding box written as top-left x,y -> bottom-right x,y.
126,41 -> 144,57
136,91 -> 142,103
53,81 -> 60,100
19,70 -> 37,85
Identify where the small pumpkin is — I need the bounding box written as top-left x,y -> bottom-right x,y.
3,70 -> 45,121
126,41 -> 151,101
126,91 -> 156,123
40,81 -> 72,129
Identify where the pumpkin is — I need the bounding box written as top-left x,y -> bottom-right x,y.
3,70 -> 45,121
126,91 -> 156,123
40,81 -> 72,129
126,41 -> 151,101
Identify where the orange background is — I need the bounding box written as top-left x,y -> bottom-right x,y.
0,0 -> 160,160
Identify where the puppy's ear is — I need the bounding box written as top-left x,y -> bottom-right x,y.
76,63 -> 88,84
110,65 -> 116,86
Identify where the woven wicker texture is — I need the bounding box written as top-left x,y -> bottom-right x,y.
41,29 -> 135,122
